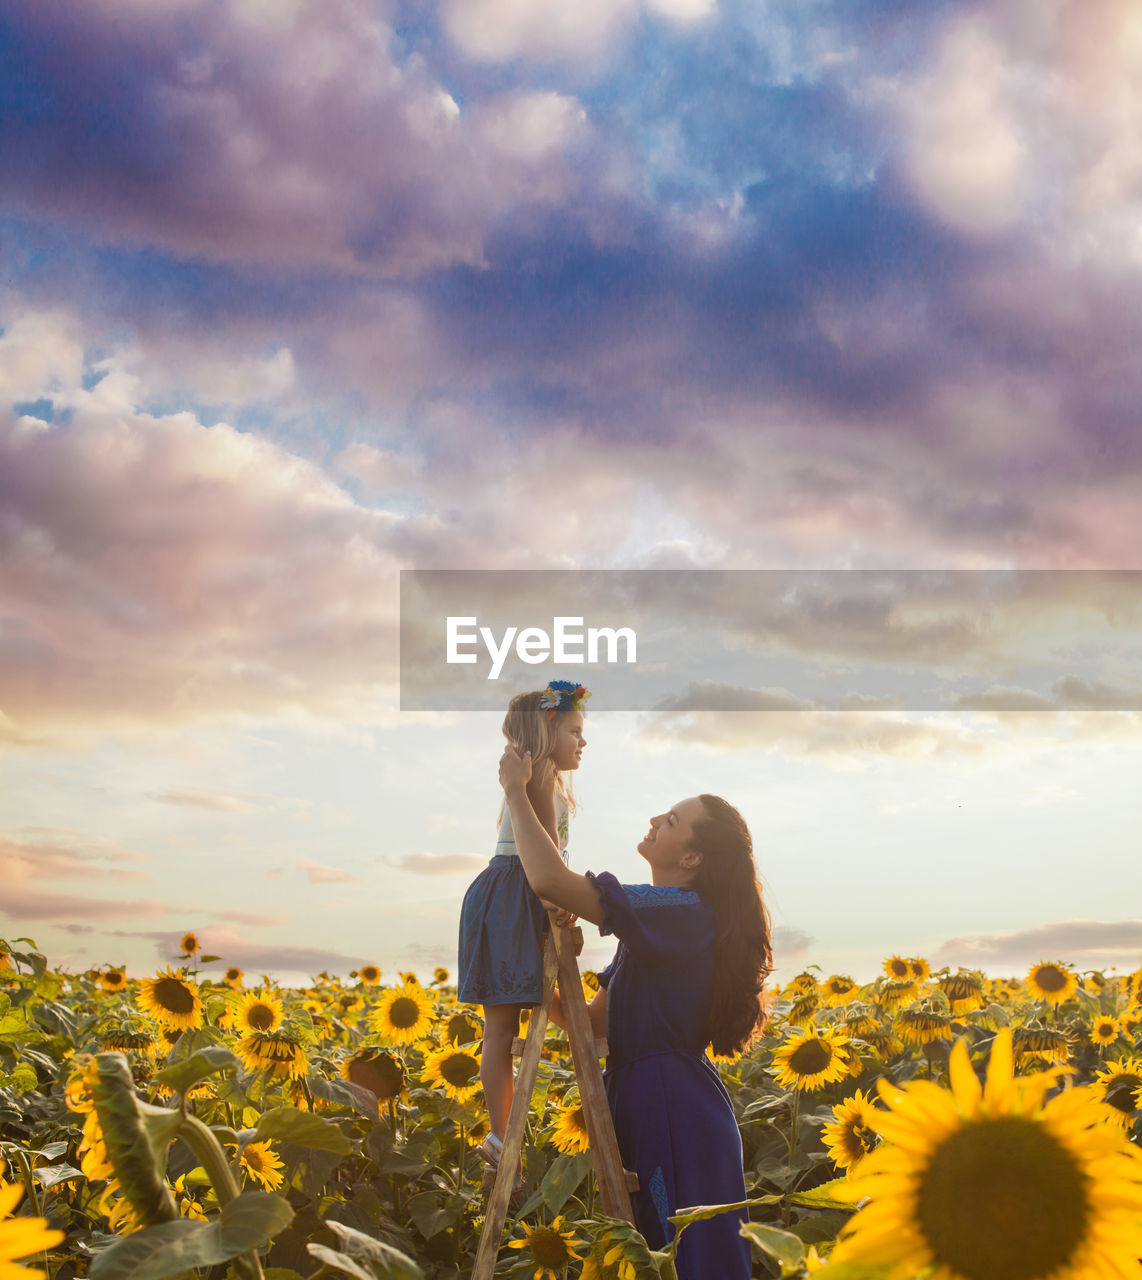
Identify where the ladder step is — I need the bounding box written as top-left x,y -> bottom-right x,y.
513,1036 -> 609,1059
625,1171 -> 640,1192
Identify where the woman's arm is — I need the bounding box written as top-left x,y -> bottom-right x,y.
500,747 -> 604,925
548,985 -> 606,1038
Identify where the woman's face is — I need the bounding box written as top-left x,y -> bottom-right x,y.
550,710 -> 586,771
637,797 -> 705,873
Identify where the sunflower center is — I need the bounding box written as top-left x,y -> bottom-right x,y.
388,996 -> 420,1028
848,1121 -> 877,1157
1104,1074 -> 1141,1115
1034,965 -> 1067,993
918,1116 -> 1089,1280
247,1003 -> 276,1031
530,1228 -> 571,1268
439,1053 -> 479,1088
448,1014 -> 477,1042
154,977 -> 196,1014
788,1038 -> 832,1075
889,961 -> 909,978
349,1053 -> 404,1099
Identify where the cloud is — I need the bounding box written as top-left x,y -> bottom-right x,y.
934,921 -> 1142,973
393,852 -> 488,876
2,889 -> 169,920
299,860 -> 359,885
212,909 -> 290,926
152,790 -> 264,814
0,830 -> 150,883
0,1 -> 599,276
106,924 -> 375,978
771,926 -> 814,968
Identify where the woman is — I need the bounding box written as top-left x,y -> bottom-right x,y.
499,746 -> 772,1280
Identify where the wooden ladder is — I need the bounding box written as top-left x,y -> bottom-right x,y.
471,923 -> 636,1279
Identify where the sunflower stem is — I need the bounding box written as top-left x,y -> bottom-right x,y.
783,1092 -> 800,1228
177,1113 -> 265,1280
457,1122 -> 466,1189
300,1074 -> 315,1112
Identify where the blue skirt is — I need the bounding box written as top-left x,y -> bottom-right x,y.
457,855 -> 548,1006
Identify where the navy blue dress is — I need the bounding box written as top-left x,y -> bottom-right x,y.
457,797 -> 569,1007
589,871 -> 751,1280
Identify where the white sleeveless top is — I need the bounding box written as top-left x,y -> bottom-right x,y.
496,791 -> 570,864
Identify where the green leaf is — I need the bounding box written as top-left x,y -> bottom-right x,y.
154,1047 -> 241,1095
789,1177 -> 858,1211
669,1196 -> 777,1228
2,1062 -> 38,1094
406,1190 -> 463,1242
199,954 -> 223,963
254,1107 -> 352,1154
307,1071 -> 382,1119
324,1222 -> 424,1280
90,1191 -> 293,1280
540,1151 -> 590,1214
306,1244 -> 375,1280
32,1163 -> 85,1188
739,1222 -> 807,1274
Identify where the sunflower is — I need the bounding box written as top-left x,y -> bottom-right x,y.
1014,1026 -> 1071,1066
421,1046 -> 482,1103
223,967 -> 244,989
880,978 -> 920,1012
883,955 -> 912,982
1089,1015 -> 1120,1048
357,964 -> 382,986
861,1028 -> 904,1060
821,975 -> 860,1006
235,1027 -> 308,1080
398,970 -> 418,986
831,1028 -> 1142,1280
445,1010 -> 481,1045
340,1047 -> 406,1101
551,1098 -> 590,1154
939,971 -> 986,1012
136,968 -> 204,1031
908,957 -> 931,983
180,933 -> 200,956
1083,971 -> 1109,994
101,1026 -> 160,1059
785,972 -> 820,997
1093,1058 -> 1142,1128
97,969 -> 129,993
787,993 -> 821,1027
1122,1006 -> 1142,1039
1025,961 -> 1078,1007
372,983 -> 435,1045
897,1006 -> 953,1047
432,966 -> 450,985
842,1009 -> 880,1038
236,1141 -> 285,1192
0,1160 -> 66,1280
508,1215 -> 586,1280
772,1029 -> 851,1092
228,991 -> 284,1034
822,1089 -> 882,1173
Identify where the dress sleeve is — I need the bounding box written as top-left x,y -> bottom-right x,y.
586,870 -> 714,965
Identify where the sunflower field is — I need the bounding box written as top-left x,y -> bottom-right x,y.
2,935 -> 1141,1280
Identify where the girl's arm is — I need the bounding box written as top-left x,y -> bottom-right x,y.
500,746 -> 604,925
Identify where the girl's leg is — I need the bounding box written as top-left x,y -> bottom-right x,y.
480,1003 -> 522,1139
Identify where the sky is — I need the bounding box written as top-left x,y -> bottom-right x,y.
1,0 -> 1140,989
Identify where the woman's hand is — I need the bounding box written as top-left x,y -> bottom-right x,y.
499,744 -> 532,795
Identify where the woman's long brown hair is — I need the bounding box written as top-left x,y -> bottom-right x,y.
688,795 -> 773,1056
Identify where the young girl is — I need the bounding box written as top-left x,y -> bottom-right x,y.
457,680 -> 589,1181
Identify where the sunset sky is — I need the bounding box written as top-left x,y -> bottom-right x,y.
1,0 -> 1140,988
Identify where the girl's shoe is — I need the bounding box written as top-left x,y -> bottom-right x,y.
476,1133 -> 504,1167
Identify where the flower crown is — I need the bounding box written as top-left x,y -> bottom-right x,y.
539,680 -> 591,719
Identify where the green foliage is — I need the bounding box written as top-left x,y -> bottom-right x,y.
89,1191 -> 293,1280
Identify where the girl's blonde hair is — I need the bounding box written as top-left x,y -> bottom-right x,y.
502,689 -> 581,813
